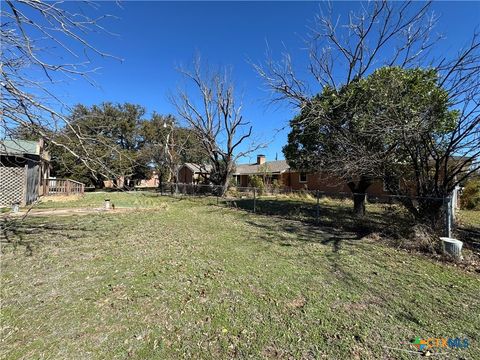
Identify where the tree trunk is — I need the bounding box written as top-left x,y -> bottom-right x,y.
218,176 -> 229,197
95,176 -> 105,189
417,198 -> 446,235
347,176 -> 372,217
158,171 -> 163,194
123,177 -> 130,191
353,193 -> 366,217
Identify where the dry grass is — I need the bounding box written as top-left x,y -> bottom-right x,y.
1,193 -> 479,359
39,194 -> 85,202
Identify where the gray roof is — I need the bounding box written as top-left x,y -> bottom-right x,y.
183,163 -> 213,173
0,140 -> 40,156
233,160 -> 290,175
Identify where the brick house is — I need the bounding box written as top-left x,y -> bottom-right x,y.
233,155 -> 289,187
233,154 -> 389,196
176,154 -> 465,203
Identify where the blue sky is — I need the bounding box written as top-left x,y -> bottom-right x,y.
47,1 -> 479,162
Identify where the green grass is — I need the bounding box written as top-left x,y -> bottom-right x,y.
1,193 -> 479,359
458,209 -> 480,228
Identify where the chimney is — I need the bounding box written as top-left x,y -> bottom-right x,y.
257,154 -> 266,165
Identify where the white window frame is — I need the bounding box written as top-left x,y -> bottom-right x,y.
299,172 -> 307,183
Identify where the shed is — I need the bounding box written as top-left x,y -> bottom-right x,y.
0,139 -> 50,206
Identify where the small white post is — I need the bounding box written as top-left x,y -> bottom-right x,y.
444,196 -> 452,238
12,202 -> 20,213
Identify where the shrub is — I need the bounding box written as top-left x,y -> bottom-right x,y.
249,175 -> 265,195
271,179 -> 284,193
460,179 -> 480,210
228,177 -> 238,188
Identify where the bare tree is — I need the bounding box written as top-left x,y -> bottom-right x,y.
172,58 -> 263,195
255,1 -> 439,107
1,0 -> 121,180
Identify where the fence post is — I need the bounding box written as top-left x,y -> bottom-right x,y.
316,190 -> 320,224
253,187 -> 256,213
444,196 -> 452,238
23,164 -> 28,206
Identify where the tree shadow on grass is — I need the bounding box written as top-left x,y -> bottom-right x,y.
456,226 -> 480,251
214,199 -> 469,335
243,215 -> 358,252
1,216 -> 95,256
240,212 -> 424,332
224,197 -> 414,242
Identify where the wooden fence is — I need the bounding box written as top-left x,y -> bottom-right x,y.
43,178 -> 85,196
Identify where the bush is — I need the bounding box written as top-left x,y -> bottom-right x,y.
249,175 -> 265,195
460,179 -> 480,210
271,179 -> 284,193
228,177 -> 238,188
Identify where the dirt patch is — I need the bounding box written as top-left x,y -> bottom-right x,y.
41,195 -> 84,203
286,295 -> 307,309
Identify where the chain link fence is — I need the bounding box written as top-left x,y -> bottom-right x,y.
154,182 -> 457,237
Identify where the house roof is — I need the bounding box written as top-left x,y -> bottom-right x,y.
183,163 -> 213,173
0,140 -> 41,156
233,160 -> 290,175
0,139 -> 50,161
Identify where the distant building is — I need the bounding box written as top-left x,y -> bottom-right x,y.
233,155 -> 289,187
177,163 -> 213,184
137,170 -> 160,188
0,139 -> 50,206
180,154 -> 390,196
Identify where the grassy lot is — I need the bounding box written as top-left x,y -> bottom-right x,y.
458,209 -> 480,228
1,192 -> 479,359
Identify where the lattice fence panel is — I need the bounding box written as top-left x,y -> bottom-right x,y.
0,167 -> 26,207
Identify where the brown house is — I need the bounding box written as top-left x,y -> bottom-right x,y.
233,154 -> 389,197
233,155 -> 289,187
177,154 -> 465,204
177,163 -> 213,184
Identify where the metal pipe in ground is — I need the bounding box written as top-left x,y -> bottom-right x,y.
253,187 -> 256,213
445,196 -> 453,238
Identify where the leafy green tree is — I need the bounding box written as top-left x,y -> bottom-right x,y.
51,103 -> 147,188
284,67 -> 457,219
259,2 -> 479,232
249,175 -> 265,195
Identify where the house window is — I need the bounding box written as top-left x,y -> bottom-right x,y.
299,172 -> 307,183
